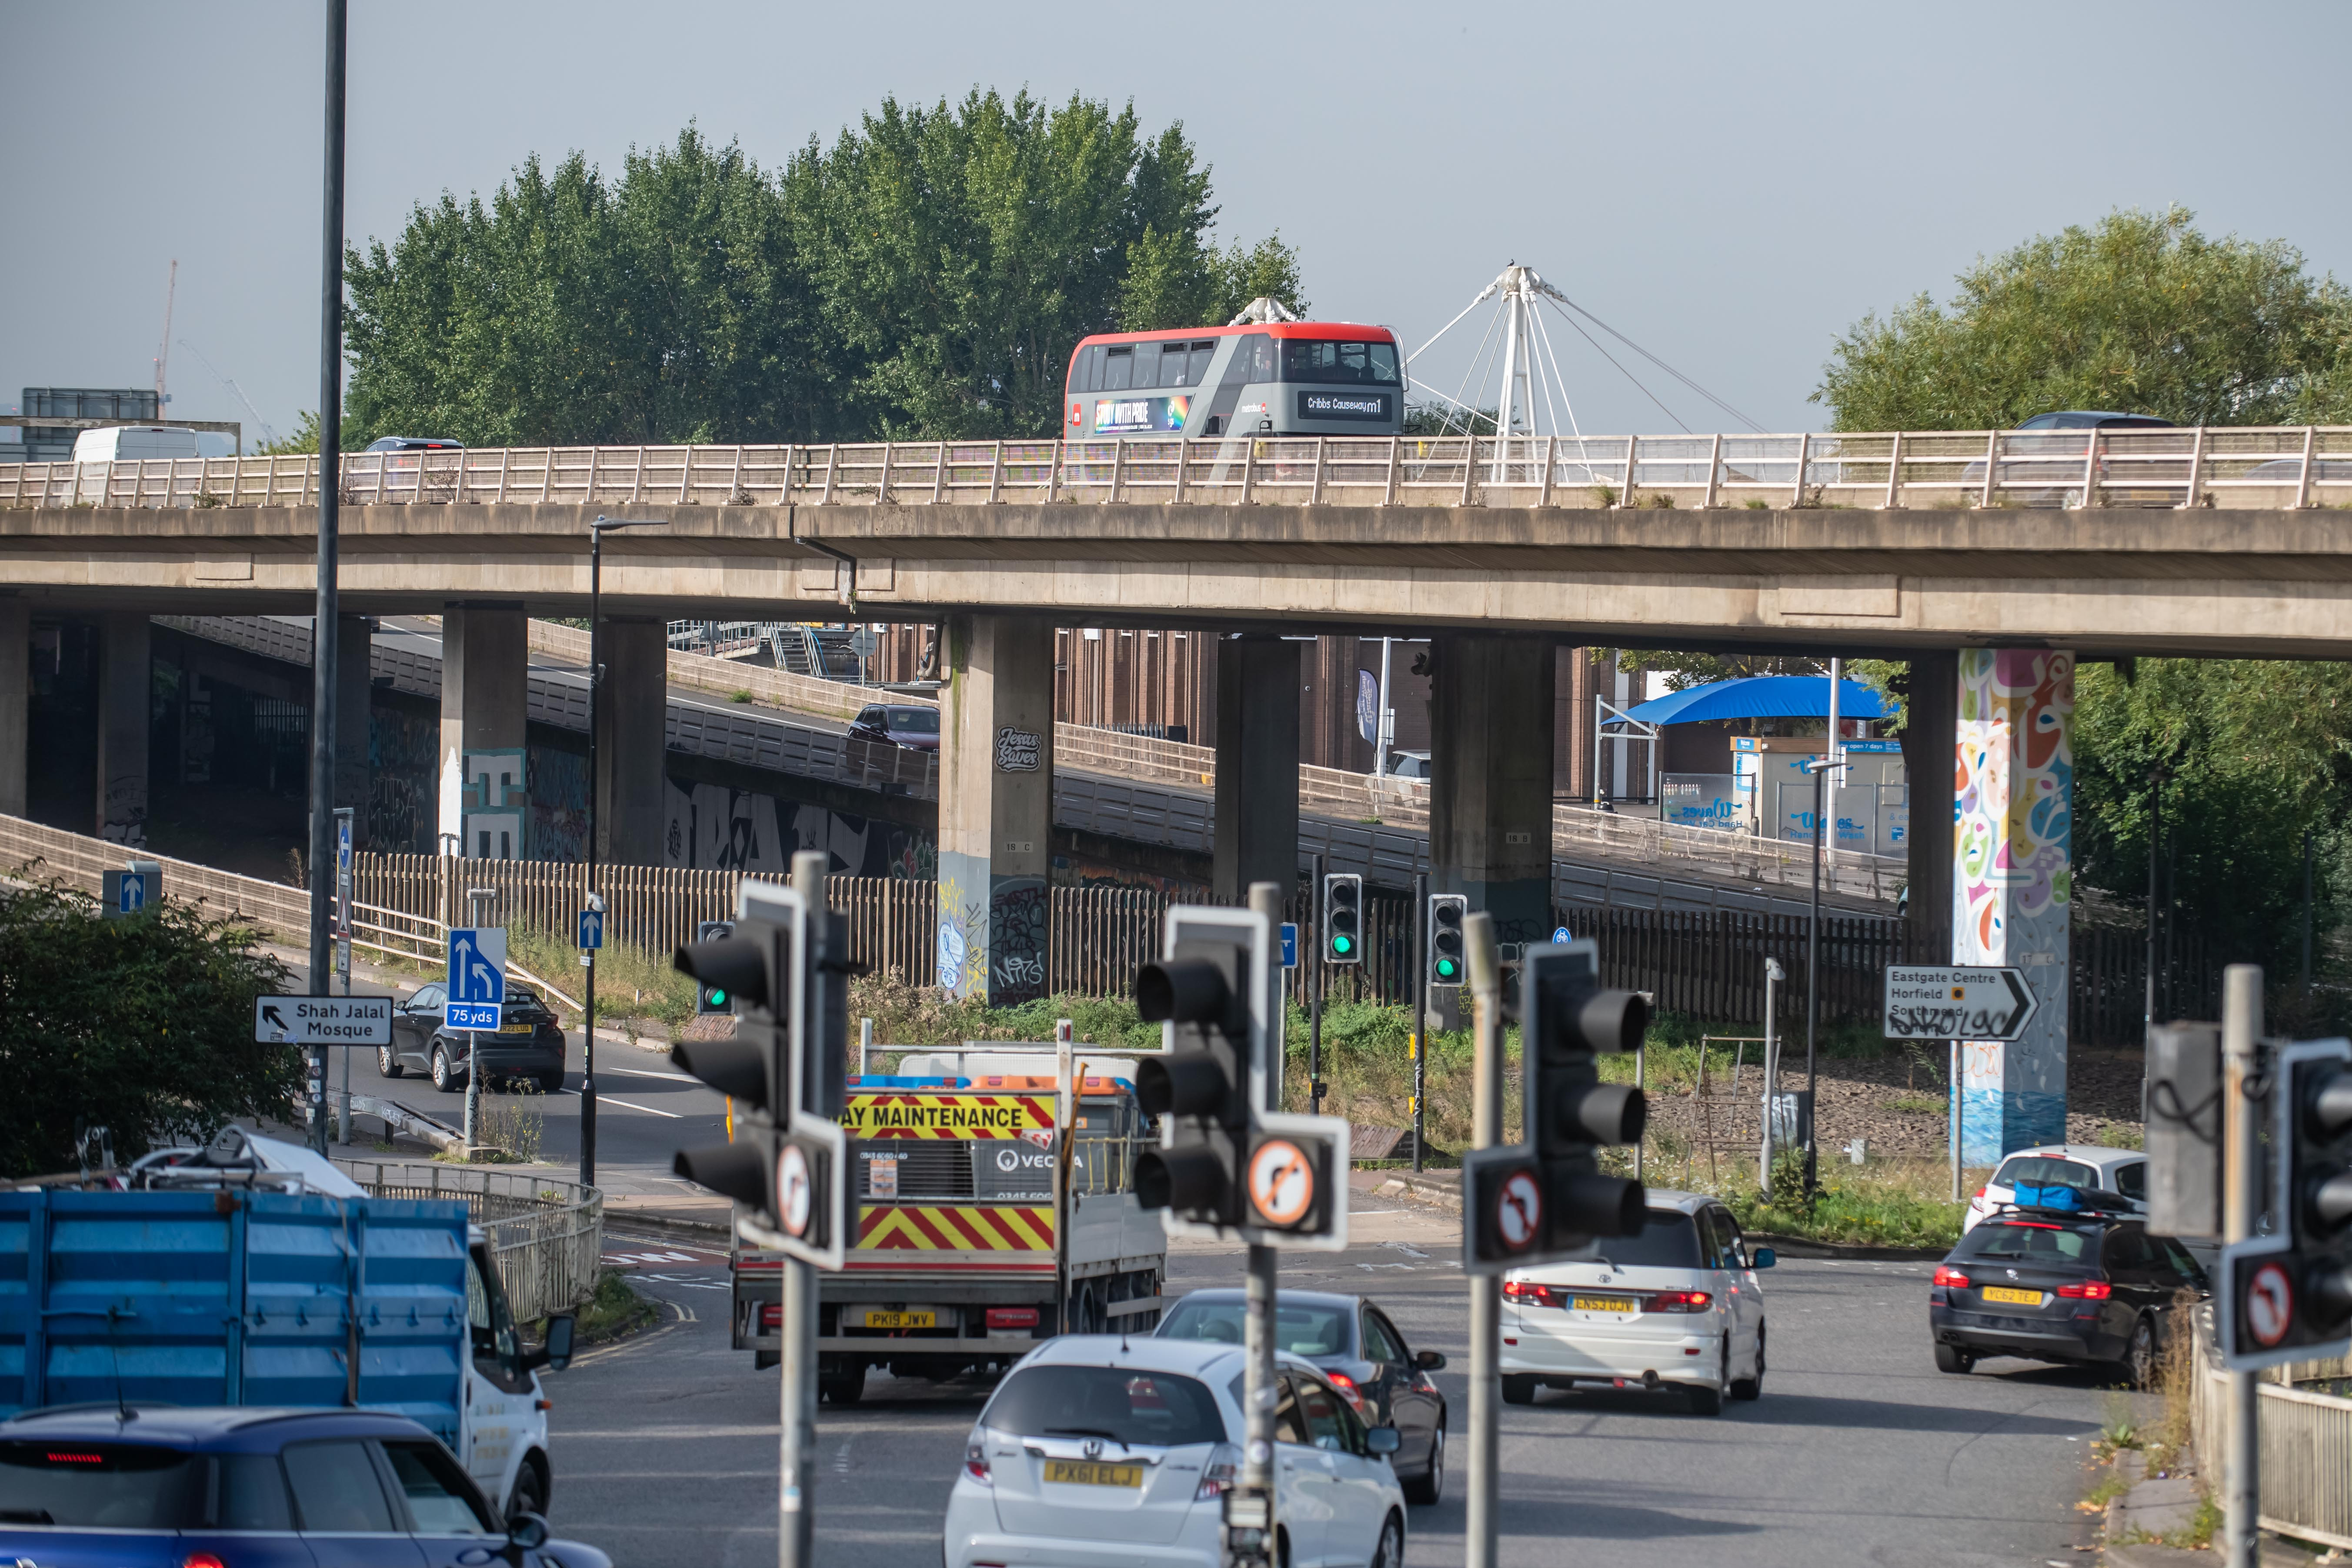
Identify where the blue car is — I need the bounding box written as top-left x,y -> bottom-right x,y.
0,1405 -> 609,1568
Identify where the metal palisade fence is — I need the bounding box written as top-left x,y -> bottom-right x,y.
2,812 -> 2210,1045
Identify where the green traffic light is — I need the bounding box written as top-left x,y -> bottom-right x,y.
1332,934 -> 1354,955
708,988 -> 728,1007
1436,958 -> 1458,979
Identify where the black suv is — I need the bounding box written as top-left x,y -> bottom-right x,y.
380,983 -> 567,1094
1929,1197 -> 2206,1385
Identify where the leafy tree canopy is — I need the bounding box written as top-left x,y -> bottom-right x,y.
344,99 -> 1301,445
1813,206 -> 2352,430
0,880 -> 302,1177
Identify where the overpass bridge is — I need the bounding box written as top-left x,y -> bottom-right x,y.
7,424 -> 2345,1165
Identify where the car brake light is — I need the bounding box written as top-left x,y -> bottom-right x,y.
985,1307 -> 1040,1331
1324,1371 -> 1364,1410
1973,1187 -> 1987,1201
1645,1290 -> 1712,1313
2057,1280 -> 2113,1299
1502,1280 -> 1561,1307
1198,1443 -> 1241,1501
761,1304 -> 783,1328
964,1436 -> 992,1485
183,1556 -> 230,1568
1933,1266 -> 1972,1289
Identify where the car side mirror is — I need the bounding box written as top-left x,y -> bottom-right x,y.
504,1510 -> 548,1561
1364,1425 -> 1402,1456
1750,1247 -> 1776,1270
524,1313 -> 575,1373
1413,1349 -> 1446,1371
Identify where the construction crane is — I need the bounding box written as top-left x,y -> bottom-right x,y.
153,259 -> 177,410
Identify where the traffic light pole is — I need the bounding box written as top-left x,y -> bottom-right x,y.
304,0 -> 347,1159
780,849 -> 827,1568
1411,871 -> 1427,1173
1464,913 -> 1502,1568
2221,964 -> 2262,1568
1308,852 -> 1324,1118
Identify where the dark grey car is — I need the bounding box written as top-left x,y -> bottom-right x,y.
379,983 -> 566,1094
1156,1287 -> 1449,1505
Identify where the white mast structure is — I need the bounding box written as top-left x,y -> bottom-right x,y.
1406,261 -> 1590,483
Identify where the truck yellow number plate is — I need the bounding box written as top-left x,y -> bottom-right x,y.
1981,1286 -> 2042,1306
1572,1295 -> 1638,1314
1044,1460 -> 1142,1488
860,1309 -> 936,1330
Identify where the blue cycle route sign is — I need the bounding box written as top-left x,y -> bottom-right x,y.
444,926 -> 507,1031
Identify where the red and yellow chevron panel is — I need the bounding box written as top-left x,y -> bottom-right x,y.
842,1093 -> 1055,1141
857,1204 -> 1055,1251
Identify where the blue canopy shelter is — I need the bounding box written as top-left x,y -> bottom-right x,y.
1601,674 -> 1889,729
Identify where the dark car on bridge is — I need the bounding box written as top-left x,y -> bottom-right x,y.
380,981 -> 567,1094
849,701 -> 942,752
1960,410 -> 2179,506
1156,1286 -> 1450,1505
1928,1197 -> 2206,1386
0,1405 -> 606,1568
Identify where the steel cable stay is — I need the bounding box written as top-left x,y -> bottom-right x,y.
1541,290 -> 1763,434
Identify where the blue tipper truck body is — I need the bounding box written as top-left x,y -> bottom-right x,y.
0,1186 -> 470,1445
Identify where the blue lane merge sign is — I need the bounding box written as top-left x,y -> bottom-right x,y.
445,1001 -> 500,1031
1280,923 -> 1298,970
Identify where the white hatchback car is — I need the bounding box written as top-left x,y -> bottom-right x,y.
944,1334 -> 1408,1568
1962,1145 -> 2148,1233
1499,1190 -> 1773,1414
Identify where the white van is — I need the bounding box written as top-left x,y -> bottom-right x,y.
72,424 -> 203,501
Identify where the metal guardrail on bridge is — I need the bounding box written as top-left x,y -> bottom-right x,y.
7,427 -> 2349,511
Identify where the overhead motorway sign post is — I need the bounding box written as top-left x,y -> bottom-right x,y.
254,995 -> 391,1046
1882,964 -> 2038,1042
444,926 -> 506,1031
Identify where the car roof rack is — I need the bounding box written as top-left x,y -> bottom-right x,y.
1986,1193 -> 2133,1223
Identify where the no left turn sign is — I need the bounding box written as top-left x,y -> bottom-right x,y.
1496,1169 -> 1543,1253
777,1143 -> 813,1239
2247,1261 -> 2295,1349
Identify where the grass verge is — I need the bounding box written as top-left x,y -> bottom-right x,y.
567,1268 -> 660,1345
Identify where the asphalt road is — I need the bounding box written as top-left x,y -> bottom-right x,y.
533,1198 -> 2122,1568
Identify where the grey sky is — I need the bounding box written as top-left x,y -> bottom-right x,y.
5,0 -> 2347,447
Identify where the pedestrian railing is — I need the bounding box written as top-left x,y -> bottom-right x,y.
2191,1305 -> 2352,1551
334,1159 -> 602,1323
8,427 -> 2348,512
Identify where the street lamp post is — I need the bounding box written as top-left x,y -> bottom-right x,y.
582,514 -> 667,1190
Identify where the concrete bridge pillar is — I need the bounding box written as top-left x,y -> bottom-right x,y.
1902,649 -> 1958,960
1430,634 -> 1557,946
96,611 -> 150,847
1952,647 -> 2075,1164
1212,635 -> 1302,904
596,618 -> 668,866
0,601 -> 27,820
336,615 -> 374,850
437,607 -> 530,861
937,614 -> 1055,1006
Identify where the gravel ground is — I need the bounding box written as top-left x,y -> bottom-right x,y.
1640,1044 -> 2148,1163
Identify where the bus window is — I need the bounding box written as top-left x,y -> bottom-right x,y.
1105,345 -> 1134,391
1074,344 -> 1103,394
1133,341 -> 1161,387
1188,341 -> 1217,386
1281,339 -> 1402,386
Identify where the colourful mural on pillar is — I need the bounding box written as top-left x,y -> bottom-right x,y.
1952,648 -> 2074,1163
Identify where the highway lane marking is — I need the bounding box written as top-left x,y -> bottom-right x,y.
560,1088 -> 681,1118
591,1064 -> 704,1084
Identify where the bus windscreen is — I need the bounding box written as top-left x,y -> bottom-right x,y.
1280,340 -> 1401,386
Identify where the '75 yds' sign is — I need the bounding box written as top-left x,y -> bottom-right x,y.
1882,965 -> 2040,1042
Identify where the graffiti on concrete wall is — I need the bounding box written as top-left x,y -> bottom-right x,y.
530,747 -> 589,864
660,780 -> 931,880
1953,647 -> 2074,1161
990,877 -> 1050,1004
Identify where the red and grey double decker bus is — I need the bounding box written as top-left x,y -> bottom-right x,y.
1063,321 -> 1405,439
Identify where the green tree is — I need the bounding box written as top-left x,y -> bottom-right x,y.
0,881 -> 303,1177
1814,206 -> 2352,430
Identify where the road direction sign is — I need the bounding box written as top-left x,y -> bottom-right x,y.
334,808 -> 354,933
445,926 -> 506,1031
1279,923 -> 1298,970
254,994 -> 392,1046
103,863 -> 160,918
578,909 -> 604,950
1882,965 -> 2039,1041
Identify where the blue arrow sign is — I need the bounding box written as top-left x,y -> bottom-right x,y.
1280,923 -> 1298,970
578,909 -> 604,951
447,927 -> 506,1006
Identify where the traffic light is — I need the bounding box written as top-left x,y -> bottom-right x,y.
1520,939 -> 1648,1254
692,920 -> 737,1014
1132,911 -> 1261,1232
668,891 -> 846,1269
2222,1039 -> 2352,1368
1426,894 -> 1467,988
1321,873 -> 1363,966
